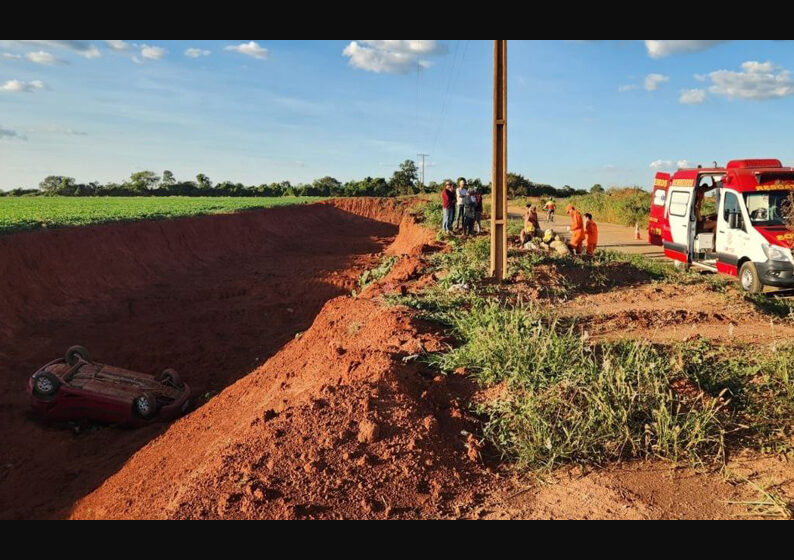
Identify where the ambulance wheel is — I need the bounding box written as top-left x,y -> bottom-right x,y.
739,262 -> 762,293
65,345 -> 90,366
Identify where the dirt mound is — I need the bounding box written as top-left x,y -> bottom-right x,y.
69,296 -> 495,519
0,198 -> 416,519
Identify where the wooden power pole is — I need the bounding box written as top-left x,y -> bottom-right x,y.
490,40 -> 508,280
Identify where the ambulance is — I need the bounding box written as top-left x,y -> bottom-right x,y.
648,159 -> 794,293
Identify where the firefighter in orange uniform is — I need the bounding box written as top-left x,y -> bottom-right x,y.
566,204 -> 585,254
583,212 -> 598,256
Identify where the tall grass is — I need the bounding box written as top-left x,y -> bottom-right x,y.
563,188 -> 651,228
389,235 -> 794,472
431,302 -> 727,469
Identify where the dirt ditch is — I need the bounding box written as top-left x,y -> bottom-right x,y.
0,198 -> 415,519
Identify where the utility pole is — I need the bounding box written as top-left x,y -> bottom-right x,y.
491,40 -> 507,281
417,153 -> 429,188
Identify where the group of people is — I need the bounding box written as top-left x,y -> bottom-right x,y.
441,178 -> 483,235
522,201 -> 599,256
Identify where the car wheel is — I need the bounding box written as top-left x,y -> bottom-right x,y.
65,345 -> 90,366
33,372 -> 60,398
156,368 -> 182,388
739,261 -> 762,293
133,392 -> 158,419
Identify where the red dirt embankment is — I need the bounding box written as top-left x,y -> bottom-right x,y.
0,198 -> 425,519
66,203 -> 498,519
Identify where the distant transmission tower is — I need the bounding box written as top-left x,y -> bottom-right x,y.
417,153 -> 429,187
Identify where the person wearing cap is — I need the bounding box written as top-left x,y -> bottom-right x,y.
566,203 -> 585,254
455,177 -> 468,230
584,212 -> 599,256
441,181 -> 456,233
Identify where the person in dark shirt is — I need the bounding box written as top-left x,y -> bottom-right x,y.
441,181 -> 456,233
471,187 -> 484,233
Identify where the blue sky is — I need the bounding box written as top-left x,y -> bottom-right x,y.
2,40 -> 794,191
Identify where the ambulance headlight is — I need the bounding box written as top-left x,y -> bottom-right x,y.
762,243 -> 793,263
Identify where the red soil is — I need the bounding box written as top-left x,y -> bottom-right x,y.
0,199 -> 412,519
65,205 -> 496,519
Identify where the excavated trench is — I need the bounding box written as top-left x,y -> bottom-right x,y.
0,198 -> 414,519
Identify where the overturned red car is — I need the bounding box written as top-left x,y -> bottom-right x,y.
28,346 -> 191,427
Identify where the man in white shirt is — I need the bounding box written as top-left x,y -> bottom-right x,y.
455,178 -> 468,230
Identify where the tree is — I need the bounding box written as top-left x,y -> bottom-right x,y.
161,170 -> 176,188
591,184 -> 604,193
127,171 -> 160,194
39,176 -> 77,196
390,160 -> 418,195
310,176 -> 342,197
196,173 -> 212,192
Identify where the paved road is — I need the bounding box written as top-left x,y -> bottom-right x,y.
507,206 -> 664,259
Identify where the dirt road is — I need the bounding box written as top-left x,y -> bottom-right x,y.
508,205 -> 664,259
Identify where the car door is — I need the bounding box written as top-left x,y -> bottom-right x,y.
664,188 -> 693,262
715,189 -> 750,275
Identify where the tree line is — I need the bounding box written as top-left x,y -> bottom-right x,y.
0,160 -> 599,199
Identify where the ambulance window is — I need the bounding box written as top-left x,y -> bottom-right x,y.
669,191 -> 690,217
653,189 -> 666,206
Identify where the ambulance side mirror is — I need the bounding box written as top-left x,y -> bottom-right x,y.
727,211 -> 743,230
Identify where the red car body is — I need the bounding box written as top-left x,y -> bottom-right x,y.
28,347 -> 191,427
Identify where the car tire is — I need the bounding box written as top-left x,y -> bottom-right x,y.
739,261 -> 763,293
133,392 -> 158,419
157,368 -> 182,388
65,345 -> 90,366
32,372 -> 60,398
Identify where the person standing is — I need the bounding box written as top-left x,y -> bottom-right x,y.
455,178 -> 468,230
566,204 -> 585,254
462,190 -> 477,236
584,213 -> 599,256
471,186 -> 484,233
441,181 -> 456,233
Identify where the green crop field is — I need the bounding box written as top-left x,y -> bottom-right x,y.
0,196 -> 327,235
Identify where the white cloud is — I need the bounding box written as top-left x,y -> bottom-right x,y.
1,52 -> 22,60
140,44 -> 166,60
105,40 -> 132,52
343,40 -> 447,74
644,73 -> 669,91
26,51 -> 65,65
679,88 -> 707,104
0,79 -> 45,93
650,159 -> 673,170
1,40 -> 101,59
708,60 -> 794,100
650,159 -> 691,170
225,41 -> 268,60
185,48 -> 211,58
645,40 -> 728,58
0,125 -> 25,140
618,84 -> 637,92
